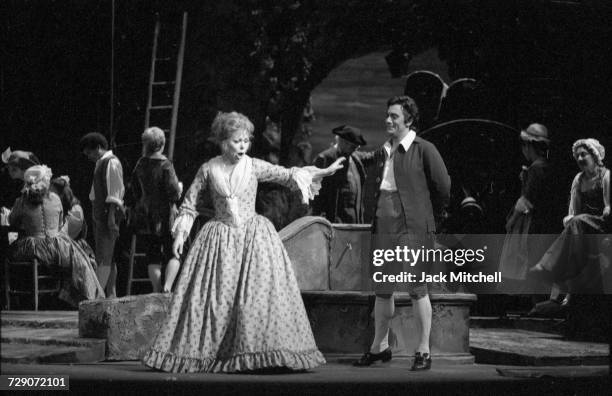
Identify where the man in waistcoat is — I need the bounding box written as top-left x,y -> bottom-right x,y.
312,125 -> 367,224
80,132 -> 125,298
353,96 -> 451,371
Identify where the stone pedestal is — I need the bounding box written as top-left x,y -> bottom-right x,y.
303,291 -> 475,363
78,217 -> 477,363
279,216 -> 333,290
79,293 -> 171,361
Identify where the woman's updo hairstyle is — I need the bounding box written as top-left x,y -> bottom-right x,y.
210,111 -> 254,153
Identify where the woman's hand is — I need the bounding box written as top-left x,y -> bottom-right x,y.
323,157 -> 346,177
173,234 -> 185,259
603,206 -> 611,218
301,157 -> 346,180
562,215 -> 574,228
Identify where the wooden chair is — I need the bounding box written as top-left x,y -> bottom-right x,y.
4,257 -> 62,311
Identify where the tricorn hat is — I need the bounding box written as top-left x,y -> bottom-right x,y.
2,148 -> 41,171
332,125 -> 366,146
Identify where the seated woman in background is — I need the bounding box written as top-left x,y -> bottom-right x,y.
8,165 -> 104,307
50,175 -> 96,263
532,138 -> 610,298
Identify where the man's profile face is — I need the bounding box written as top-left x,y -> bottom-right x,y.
385,104 -> 411,138
82,147 -> 102,163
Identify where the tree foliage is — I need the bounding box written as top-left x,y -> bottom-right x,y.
3,0 -> 612,187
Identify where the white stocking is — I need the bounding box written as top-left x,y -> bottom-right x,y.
370,295 -> 395,353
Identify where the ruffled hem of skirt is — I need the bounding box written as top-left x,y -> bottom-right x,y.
142,347 -> 326,373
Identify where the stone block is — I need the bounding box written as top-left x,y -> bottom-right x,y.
279,216 -> 333,290
329,224 -> 372,291
79,293 -> 171,361
303,291 -> 475,361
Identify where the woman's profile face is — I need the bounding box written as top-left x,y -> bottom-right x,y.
224,130 -> 250,163
575,146 -> 596,172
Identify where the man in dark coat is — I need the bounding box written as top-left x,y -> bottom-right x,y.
312,125 -> 367,224
353,96 -> 451,371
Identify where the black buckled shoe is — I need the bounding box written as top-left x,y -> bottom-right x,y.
411,352 -> 432,371
353,347 -> 392,366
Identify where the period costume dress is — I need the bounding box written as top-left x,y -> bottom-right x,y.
535,167 -> 610,293
60,203 -> 97,267
142,155 -> 326,373
8,193 -> 105,306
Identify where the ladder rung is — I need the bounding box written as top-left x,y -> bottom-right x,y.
9,290 -> 59,295
153,81 -> 175,86
130,278 -> 152,283
156,57 -> 172,62
150,105 -> 173,110
122,252 -> 146,258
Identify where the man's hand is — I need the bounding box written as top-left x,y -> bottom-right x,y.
107,204 -> 120,236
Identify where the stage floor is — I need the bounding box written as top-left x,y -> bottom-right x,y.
1,360 -> 609,395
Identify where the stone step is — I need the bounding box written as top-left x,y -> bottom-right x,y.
332,353 -> 474,365
1,342 -> 105,364
470,316 -> 564,334
1,310 -> 78,329
1,327 -> 105,349
469,328 -> 609,366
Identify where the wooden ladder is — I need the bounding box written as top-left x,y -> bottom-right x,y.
144,11 -> 187,161
126,12 -> 187,296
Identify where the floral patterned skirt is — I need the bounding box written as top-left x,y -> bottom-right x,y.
141,214 -> 325,373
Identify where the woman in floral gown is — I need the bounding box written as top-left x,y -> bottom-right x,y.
142,111 -> 344,373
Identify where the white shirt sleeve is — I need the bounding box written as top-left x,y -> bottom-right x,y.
105,157 -> 125,207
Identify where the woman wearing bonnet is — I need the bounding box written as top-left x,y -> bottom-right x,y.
7,165 -> 104,307
531,138 -> 610,299
142,111 -> 345,373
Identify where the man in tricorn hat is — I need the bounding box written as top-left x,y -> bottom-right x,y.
2,148 -> 41,181
1,147 -> 41,212
312,125 -> 367,223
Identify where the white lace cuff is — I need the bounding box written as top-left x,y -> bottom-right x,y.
293,167 -> 323,204
171,212 -> 195,240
